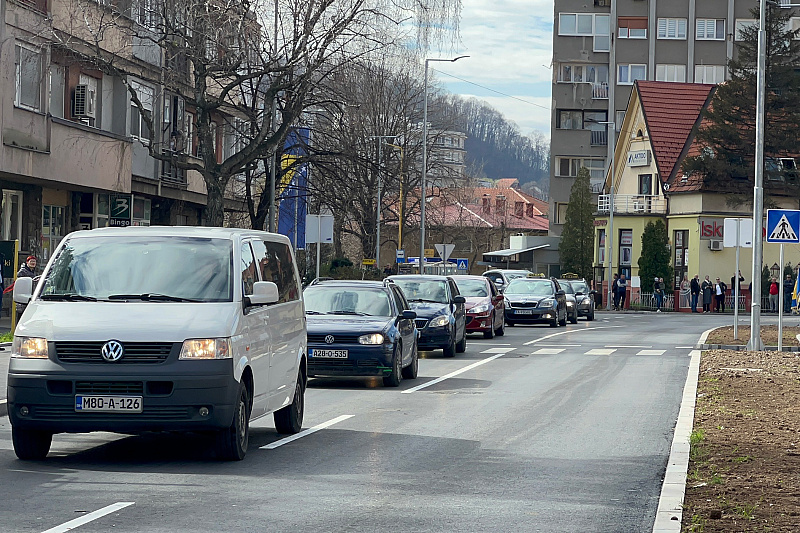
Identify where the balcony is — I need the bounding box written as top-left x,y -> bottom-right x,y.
592,83 -> 609,99
590,130 -> 607,146
597,194 -> 667,214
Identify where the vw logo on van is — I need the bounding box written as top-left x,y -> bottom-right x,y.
324,335 -> 335,344
101,340 -> 124,362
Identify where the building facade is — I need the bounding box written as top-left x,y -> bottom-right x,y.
549,0 -> 800,236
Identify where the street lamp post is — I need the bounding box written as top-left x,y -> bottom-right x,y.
421,55 -> 468,273
369,135 -> 398,271
598,121 -> 615,310
386,143 -> 405,251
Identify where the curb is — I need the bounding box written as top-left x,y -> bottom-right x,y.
695,344 -> 800,352
652,349 -> 701,532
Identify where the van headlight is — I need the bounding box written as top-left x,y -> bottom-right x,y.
429,315 -> 449,327
358,333 -> 385,345
12,336 -> 48,358
179,338 -> 232,360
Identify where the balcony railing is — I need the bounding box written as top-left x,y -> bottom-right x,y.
597,194 -> 667,214
590,129 -> 607,146
592,83 -> 609,99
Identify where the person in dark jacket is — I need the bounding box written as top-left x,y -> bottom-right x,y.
701,275 -> 713,313
611,273 -> 620,310
17,255 -> 36,279
690,274 -> 701,313
784,274 -> 795,313
714,277 -> 727,312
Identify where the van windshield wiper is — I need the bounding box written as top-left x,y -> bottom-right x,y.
305,310 -> 324,315
407,298 -> 445,304
40,293 -> 97,302
327,310 -> 369,316
107,293 -> 198,302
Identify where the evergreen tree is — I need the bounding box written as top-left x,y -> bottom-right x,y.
560,167 -> 594,279
682,7 -> 800,196
637,220 -> 673,293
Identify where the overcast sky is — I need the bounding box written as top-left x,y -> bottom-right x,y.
427,0 -> 554,139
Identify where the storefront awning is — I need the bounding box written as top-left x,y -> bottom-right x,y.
482,244 -> 550,259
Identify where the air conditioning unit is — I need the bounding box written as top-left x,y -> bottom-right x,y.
709,240 -> 723,251
73,84 -> 96,119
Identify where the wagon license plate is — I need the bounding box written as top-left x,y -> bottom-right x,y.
310,349 -> 348,359
75,395 -> 142,413
516,310 -> 533,315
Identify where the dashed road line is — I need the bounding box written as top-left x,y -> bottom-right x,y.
523,325 -> 622,346
535,344 -> 582,347
637,349 -> 666,356
585,348 -> 616,356
532,348 -> 565,355
480,347 -> 517,354
402,351 -> 511,394
606,345 -> 652,348
41,502 -> 135,533
261,415 -> 354,449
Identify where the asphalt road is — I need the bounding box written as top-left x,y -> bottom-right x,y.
0,312 -> 731,533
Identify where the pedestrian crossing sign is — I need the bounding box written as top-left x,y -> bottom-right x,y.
766,209 -> 800,243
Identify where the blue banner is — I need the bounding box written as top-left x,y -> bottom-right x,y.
277,128 -> 309,250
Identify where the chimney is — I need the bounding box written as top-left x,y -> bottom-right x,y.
482,195 -> 490,214
526,204 -> 534,218
496,195 -> 506,214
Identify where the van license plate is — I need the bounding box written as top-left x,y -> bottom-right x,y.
75,396 -> 142,413
310,349 -> 348,359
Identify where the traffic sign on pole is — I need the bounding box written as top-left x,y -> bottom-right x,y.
434,244 -> 455,262
766,209 -> 800,243
456,258 -> 469,271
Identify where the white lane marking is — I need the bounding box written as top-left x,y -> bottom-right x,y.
480,347 -> 516,354
41,502 -> 134,533
481,343 -> 511,346
637,349 -> 666,356
0,398 -> 6,405
533,348 -> 565,355
535,344 -> 581,347
523,325 -> 622,346
402,352 -> 508,394
606,345 -> 652,348
675,346 -> 695,349
261,415 -> 354,449
585,348 -> 616,355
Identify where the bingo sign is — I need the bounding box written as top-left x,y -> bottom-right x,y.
109,194 -> 133,227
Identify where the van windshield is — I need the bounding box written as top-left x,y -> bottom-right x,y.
39,236 -> 233,302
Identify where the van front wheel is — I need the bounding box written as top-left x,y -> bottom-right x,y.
274,372 -> 305,434
216,382 -> 250,461
13,427 -> 52,460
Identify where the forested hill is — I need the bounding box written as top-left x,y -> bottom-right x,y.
443,95 -> 550,191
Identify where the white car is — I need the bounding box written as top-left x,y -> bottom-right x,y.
9,226 -> 306,461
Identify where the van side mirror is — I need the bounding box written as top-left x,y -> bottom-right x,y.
13,277 -> 33,304
248,281 -> 279,305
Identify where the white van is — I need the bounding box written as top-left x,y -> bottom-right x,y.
9,227 -> 307,461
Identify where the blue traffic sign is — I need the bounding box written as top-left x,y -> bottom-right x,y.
456,258 -> 469,271
766,209 -> 800,243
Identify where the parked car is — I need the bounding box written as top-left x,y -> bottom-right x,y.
451,275 -> 505,339
503,277 -> 567,327
482,269 -> 533,293
387,275 -> 466,357
561,278 -> 596,321
303,280 -> 418,386
9,227 -> 307,461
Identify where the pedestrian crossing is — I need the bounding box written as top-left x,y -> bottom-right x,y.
530,346 -> 668,356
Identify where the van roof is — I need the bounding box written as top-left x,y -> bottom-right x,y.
66,226 -> 291,244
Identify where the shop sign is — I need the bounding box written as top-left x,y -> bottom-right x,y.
593,219 -> 608,226
109,194 -> 133,227
626,150 -> 650,167
699,217 -> 724,240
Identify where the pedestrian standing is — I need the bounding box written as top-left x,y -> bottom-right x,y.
701,275 -> 713,313
784,274 -> 794,313
730,270 -> 744,310
714,277 -> 727,312
680,275 -> 690,309
617,274 -> 628,310
769,277 -> 779,312
653,277 -> 663,312
690,274 -> 701,313
612,273 -> 620,310
16,255 -> 37,317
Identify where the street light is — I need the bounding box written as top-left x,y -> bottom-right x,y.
420,55 -> 469,274
597,120 -> 615,310
386,143 -> 405,252
369,135 -> 398,271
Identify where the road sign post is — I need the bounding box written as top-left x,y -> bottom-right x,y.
724,218 -> 753,340
434,244 -> 455,263
456,258 -> 469,272
765,209 -> 800,351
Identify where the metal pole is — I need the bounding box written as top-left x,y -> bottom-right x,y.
420,59 -> 429,276
606,122 -> 615,311
748,0 -> 768,351
734,220 -> 740,340
376,139 -> 382,269
267,0 -> 279,232
315,215 -> 321,280
779,243 -> 785,351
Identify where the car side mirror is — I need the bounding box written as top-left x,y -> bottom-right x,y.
589,290 -> 598,295
575,291 -> 584,296
453,295 -> 466,304
401,310 -> 416,320
247,281 -> 279,306
556,290 -> 565,296
13,277 -> 33,304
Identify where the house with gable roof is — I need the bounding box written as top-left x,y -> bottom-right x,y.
594,80 -> 800,309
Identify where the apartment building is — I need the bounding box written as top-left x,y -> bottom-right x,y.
549,0 -> 800,236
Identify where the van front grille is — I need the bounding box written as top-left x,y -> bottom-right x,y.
56,342 -> 175,363
75,381 -> 144,394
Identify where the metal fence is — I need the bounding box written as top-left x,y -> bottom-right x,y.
629,291 -> 675,311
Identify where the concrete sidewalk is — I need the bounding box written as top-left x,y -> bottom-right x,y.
0,315 -> 13,417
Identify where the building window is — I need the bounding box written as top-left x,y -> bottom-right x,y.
42,205 -> 66,262
674,230 -> 689,288
555,203 -> 568,225
557,110 -> 582,130
132,0 -> 158,29
49,65 -> 65,119
558,64 -> 609,84
129,80 -> 154,143
618,64 -> 646,85
598,229 -> 606,264
15,43 -> 42,111
557,157 -> 581,177
558,13 -> 609,51
618,17 -> 647,39
638,174 -> 652,195
696,19 -> 725,40
695,65 -> 725,84
1,191 -> 23,243
657,18 -> 687,39
132,197 -> 151,226
656,64 -> 686,82
615,110 -> 625,131
584,158 -> 605,183
735,19 -> 757,41
594,15 -> 610,52
619,230 -> 633,266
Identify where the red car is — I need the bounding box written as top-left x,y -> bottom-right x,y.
451,275 -> 505,339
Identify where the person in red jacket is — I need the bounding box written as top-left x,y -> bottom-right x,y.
769,277 -> 780,313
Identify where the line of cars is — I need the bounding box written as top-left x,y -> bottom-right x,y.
304,271 -> 597,387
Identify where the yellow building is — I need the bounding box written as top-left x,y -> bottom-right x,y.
594,81 -> 800,306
